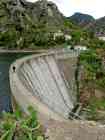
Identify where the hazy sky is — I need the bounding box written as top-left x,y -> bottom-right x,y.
26,0 -> 105,18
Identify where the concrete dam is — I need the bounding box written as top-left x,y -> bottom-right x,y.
10,51 -> 78,122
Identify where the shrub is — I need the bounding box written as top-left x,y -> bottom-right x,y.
0,106 -> 44,140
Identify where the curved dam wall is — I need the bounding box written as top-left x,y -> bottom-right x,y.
10,51 -> 78,122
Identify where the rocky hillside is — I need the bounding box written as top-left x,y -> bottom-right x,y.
0,0 -> 98,49
70,12 -> 105,36
0,0 -> 64,28
69,12 -> 95,27
86,17 -> 105,36
0,0 -> 67,49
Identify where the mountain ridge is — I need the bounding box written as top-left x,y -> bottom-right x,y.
69,12 -> 95,27
69,12 -> 105,36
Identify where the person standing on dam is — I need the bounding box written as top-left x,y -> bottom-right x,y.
12,66 -> 16,72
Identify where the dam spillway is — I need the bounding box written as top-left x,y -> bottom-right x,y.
10,51 -> 78,121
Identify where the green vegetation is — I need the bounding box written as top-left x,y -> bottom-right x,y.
79,50 -> 105,89
79,50 -> 105,121
0,0 -> 71,49
0,106 -> 44,140
87,97 -> 105,120
1,0 -> 104,50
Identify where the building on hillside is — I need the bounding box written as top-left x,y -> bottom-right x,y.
74,45 -> 87,51
53,30 -> 64,40
98,36 -> 105,41
53,30 -> 72,41
65,35 -> 72,41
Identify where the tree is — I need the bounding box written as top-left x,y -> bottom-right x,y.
71,30 -> 82,45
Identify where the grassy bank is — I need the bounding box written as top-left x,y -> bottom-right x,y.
0,106 -> 44,140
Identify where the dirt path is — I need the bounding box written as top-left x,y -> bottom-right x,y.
45,120 -> 105,140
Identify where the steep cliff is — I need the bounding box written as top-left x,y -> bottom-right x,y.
0,0 -> 65,48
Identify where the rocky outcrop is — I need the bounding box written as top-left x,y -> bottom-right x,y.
69,12 -> 105,36
0,0 -> 64,30
86,16 -> 105,36
69,12 -> 95,27
0,0 -> 66,48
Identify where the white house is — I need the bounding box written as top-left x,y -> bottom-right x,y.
53,30 -> 64,40
74,45 -> 87,51
64,35 -> 72,41
98,36 -> 105,41
53,30 -> 72,41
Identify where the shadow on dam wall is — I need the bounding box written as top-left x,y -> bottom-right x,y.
10,51 -> 78,122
